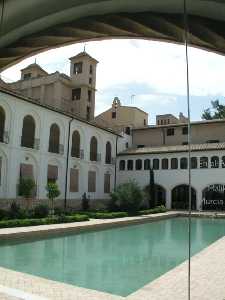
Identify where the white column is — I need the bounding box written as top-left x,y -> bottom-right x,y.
166,188 -> 172,209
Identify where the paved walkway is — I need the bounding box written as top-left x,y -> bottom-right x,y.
128,236 -> 225,300
0,211 -> 225,300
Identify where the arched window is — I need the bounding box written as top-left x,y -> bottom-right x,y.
90,136 -> 98,161
119,160 -> 125,171
200,156 -> 208,169
180,157 -> 188,169
136,159 -> 142,170
211,156 -> 219,168
172,185 -> 196,210
21,115 -> 35,148
127,160 -> 133,171
0,106 -> 5,143
71,130 -> 80,158
48,123 -> 60,153
171,158 -> 178,169
191,157 -> 198,169
105,141 -> 112,164
222,156 -> 225,168
144,159 -> 150,170
162,158 -> 168,170
153,159 -> 159,170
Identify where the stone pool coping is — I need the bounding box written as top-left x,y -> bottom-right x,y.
0,211 -> 225,299
0,211 -> 180,241
1,210 -> 225,241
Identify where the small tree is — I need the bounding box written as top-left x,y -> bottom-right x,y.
19,178 -> 36,210
46,182 -> 60,215
110,180 -> 143,213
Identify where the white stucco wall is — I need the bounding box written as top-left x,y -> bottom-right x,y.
0,90 -> 119,203
117,151 -> 225,210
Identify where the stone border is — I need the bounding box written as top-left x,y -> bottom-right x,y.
0,211 -> 180,241
127,236 -> 225,300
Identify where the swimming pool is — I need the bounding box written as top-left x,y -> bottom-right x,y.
0,217 -> 224,297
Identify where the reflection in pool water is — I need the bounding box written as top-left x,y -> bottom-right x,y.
0,217 -> 224,296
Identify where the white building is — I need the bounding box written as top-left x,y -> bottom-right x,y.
117,144 -> 225,210
0,87 -> 122,209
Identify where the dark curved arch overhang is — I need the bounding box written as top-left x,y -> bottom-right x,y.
0,0 -> 225,71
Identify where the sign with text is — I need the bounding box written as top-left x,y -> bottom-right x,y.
202,184 -> 225,210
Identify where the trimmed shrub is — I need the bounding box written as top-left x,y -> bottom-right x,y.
9,202 -> 22,219
0,214 -> 89,228
19,178 -> 35,198
0,209 -> 8,221
88,212 -> 128,219
34,204 -> 49,218
139,205 -> 167,215
110,181 -> 143,213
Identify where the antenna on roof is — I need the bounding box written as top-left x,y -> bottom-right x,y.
131,94 -> 136,104
83,43 -> 87,53
34,57 -> 37,64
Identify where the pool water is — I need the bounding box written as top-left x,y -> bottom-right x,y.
0,217 -> 225,296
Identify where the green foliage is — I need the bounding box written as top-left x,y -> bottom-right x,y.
202,100 -> 225,120
46,182 -> 60,214
139,205 -> 167,215
0,214 -> 89,228
19,178 -> 35,198
87,211 -> 128,219
46,182 -> 60,200
0,209 -> 8,221
9,202 -> 22,219
110,181 -> 143,213
34,204 -> 49,218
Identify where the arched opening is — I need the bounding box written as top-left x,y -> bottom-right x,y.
90,136 -> 98,161
153,158 -> 159,170
144,184 -> 166,207
200,156 -> 208,168
21,115 -> 35,148
211,156 -> 219,168
171,185 -> 196,210
202,185 -> 225,211
119,160 -> 125,171
127,159 -> 133,171
71,130 -> 80,158
180,157 -> 188,169
0,106 -> 5,143
162,158 -> 168,170
191,157 -> 198,169
144,159 -> 150,170
135,159 -> 142,170
48,123 -> 60,154
171,158 -> 178,169
105,141 -> 112,164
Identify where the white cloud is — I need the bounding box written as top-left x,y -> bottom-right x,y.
2,39 -> 225,119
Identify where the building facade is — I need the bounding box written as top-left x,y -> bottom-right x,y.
95,97 -> 148,134
0,88 -> 120,209
3,52 -> 97,121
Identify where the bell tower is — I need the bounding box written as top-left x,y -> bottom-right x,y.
69,51 -> 98,121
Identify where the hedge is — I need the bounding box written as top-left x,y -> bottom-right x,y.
139,205 -> 167,215
87,212 -> 129,219
0,214 -> 89,229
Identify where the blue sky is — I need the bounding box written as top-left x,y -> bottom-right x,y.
2,39 -> 225,124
